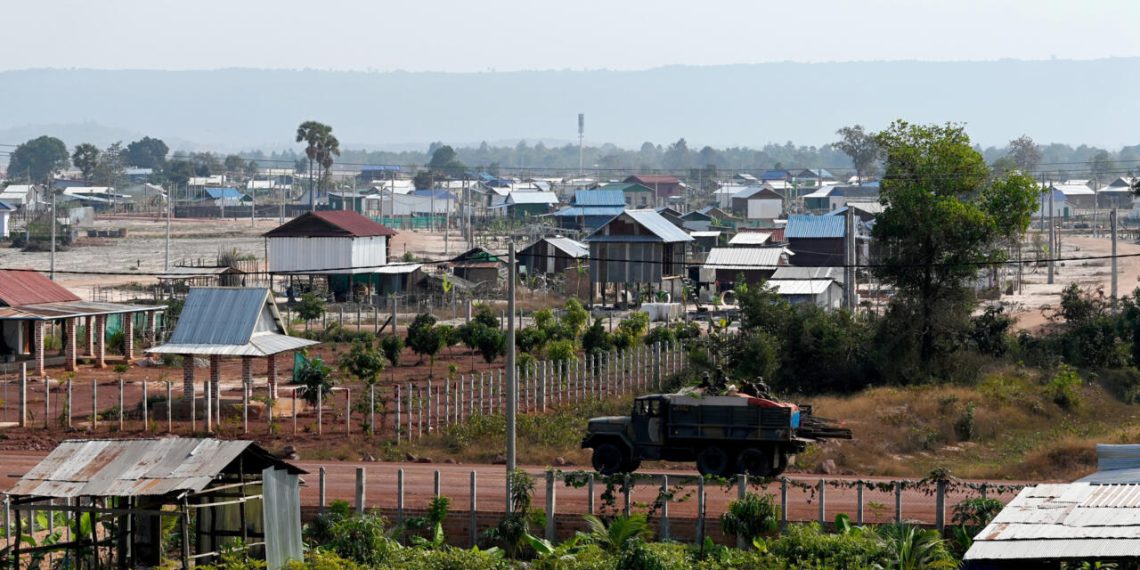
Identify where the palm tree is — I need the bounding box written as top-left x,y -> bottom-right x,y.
316,130 -> 341,202
296,121 -> 329,212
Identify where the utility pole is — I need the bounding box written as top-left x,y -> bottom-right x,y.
578,113 -> 585,178
165,187 -> 172,272
845,205 -> 856,310
505,242 -> 517,512
1048,179 -> 1055,285
1112,208 -> 1119,309
49,187 -> 56,281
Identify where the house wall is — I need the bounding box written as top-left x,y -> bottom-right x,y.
0,211 -> 9,238
269,236 -> 387,274
746,198 -> 782,220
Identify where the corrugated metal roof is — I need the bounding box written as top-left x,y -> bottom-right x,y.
553,206 -> 626,218
0,300 -> 161,321
507,191 -> 558,205
264,210 -> 396,238
204,187 -> 244,199
771,266 -> 843,283
785,214 -> 846,239
618,209 -> 694,243
168,288 -> 272,345
574,190 -> 626,207
703,247 -> 784,270
8,438 -> 304,498
543,237 -> 589,258
625,175 -> 680,185
373,263 -> 422,275
1077,445 -> 1140,484
967,483 -> 1140,561
150,333 -> 317,357
597,183 -> 652,194
689,231 -> 721,238
728,232 -> 772,246
765,279 -> 837,295
0,269 -> 81,306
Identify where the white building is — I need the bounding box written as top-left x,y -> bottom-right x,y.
0,201 -> 11,238
264,210 -> 396,275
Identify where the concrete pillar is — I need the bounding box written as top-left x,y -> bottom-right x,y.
33,320 -> 45,377
84,316 -> 94,356
182,355 -> 195,401
94,315 -> 106,368
144,311 -> 156,348
266,353 -> 279,399
122,313 -> 135,361
64,318 -> 77,372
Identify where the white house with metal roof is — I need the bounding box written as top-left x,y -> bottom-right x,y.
700,247 -> 788,290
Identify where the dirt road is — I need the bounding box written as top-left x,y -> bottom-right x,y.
0,451 -> 1021,525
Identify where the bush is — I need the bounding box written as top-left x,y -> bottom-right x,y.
547,339 -> 576,364
296,293 -> 326,322
763,523 -> 891,569
380,334 -> 404,367
644,326 -> 676,348
323,512 -> 397,566
583,318 -> 612,355
1047,364 -> 1083,410
720,492 -> 779,545
294,355 -> 333,405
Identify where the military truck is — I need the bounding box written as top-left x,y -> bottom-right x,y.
582,392 -> 852,477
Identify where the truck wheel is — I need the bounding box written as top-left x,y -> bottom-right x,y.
736,448 -> 774,477
772,452 -> 789,477
696,446 -> 730,477
624,459 -> 642,473
592,443 -> 627,475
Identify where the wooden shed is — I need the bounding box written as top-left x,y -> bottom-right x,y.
585,209 -> 693,304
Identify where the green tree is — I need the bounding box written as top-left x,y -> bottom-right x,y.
474,325 -> 505,364
295,356 -> 333,405
427,144 -> 464,177
91,142 -> 126,187
833,124 -> 880,183
1007,134 -> 1041,173
295,293 -> 326,323
164,159 -> 196,187
125,136 -> 169,169
872,121 -> 996,365
8,136 -> 69,183
224,154 -> 249,177
473,303 -> 500,329
380,334 -> 403,367
339,339 -> 385,386
582,318 -> 612,355
1090,149 -> 1113,186
71,143 -> 100,182
296,121 -> 338,211
406,313 -> 444,377
561,298 -> 589,337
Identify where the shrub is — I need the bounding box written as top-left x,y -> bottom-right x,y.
583,318 -> 612,355
380,334 -> 404,367
561,298 -> 589,336
763,523 -> 891,569
294,356 -> 333,405
617,312 -> 650,340
407,313 -> 442,364
547,339 -> 576,364
323,512 -> 397,566
339,340 -> 385,385
644,326 -> 676,348
516,326 -> 547,354
473,303 -> 500,329
952,497 -> 1003,532
295,293 -> 326,322
1047,364 -> 1082,410
720,492 -> 779,546
474,325 -> 506,364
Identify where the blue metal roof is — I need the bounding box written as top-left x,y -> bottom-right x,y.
574,190 -> 625,207
760,169 -> 791,181
360,165 -> 400,172
205,187 -> 244,199
169,288 -> 273,345
412,189 -> 455,200
553,206 -> 625,218
785,214 -> 845,239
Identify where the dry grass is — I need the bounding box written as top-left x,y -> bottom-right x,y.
804,365 -> 1140,481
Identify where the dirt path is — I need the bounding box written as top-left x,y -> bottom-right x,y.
1006,233 -> 1140,331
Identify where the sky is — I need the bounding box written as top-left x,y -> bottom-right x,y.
8,0 -> 1140,72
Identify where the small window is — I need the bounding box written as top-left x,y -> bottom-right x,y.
648,400 -> 661,417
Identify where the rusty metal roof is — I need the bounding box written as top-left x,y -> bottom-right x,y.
0,300 -> 162,321
264,210 -> 396,238
0,269 -> 81,307
7,438 -> 305,498
966,483 -> 1140,561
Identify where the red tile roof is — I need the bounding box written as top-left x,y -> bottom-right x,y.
264,210 -> 397,238
0,269 -> 81,307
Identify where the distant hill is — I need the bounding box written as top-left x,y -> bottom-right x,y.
1,60 -> 1138,151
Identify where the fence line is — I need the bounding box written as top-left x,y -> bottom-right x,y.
0,341 -> 689,443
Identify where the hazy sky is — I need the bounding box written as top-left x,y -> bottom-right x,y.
9,0 -> 1139,72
